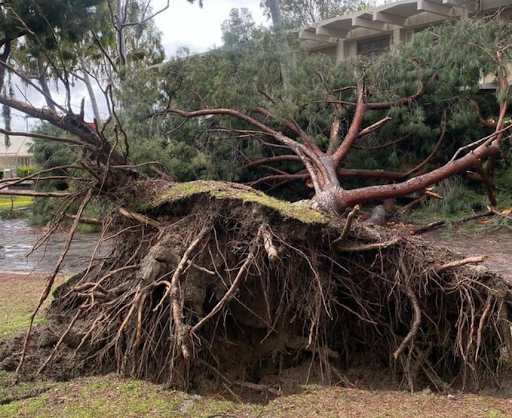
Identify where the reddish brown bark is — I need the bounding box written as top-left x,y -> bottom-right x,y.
157,64 -> 509,215
158,76 -> 447,214
339,143 -> 502,208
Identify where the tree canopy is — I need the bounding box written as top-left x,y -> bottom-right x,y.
261,0 -> 371,28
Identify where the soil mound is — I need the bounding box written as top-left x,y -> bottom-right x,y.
2,181 -> 512,393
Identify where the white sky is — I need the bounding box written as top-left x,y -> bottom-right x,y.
153,0 -> 267,57
7,0 -> 268,130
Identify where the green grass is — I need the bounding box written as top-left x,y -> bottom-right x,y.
0,274 -> 65,339
0,375 -> 239,418
2,367 -> 512,417
406,176 -> 512,227
0,196 -> 33,208
4,375 -> 512,418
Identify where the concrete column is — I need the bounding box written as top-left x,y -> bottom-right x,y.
348,41 -> 357,59
335,40 -> 346,63
391,28 -> 405,47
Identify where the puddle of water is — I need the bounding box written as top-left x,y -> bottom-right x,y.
0,219 -> 107,275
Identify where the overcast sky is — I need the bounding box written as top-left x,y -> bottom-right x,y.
154,0 -> 267,57
7,0 -> 268,130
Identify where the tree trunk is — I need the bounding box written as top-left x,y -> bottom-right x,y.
37,58 -> 56,112
308,155 -> 345,214
268,0 -> 283,25
0,38 -> 11,92
267,0 -> 291,87
80,57 -> 101,126
116,0 -> 127,66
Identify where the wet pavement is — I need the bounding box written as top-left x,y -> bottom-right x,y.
0,219 -> 106,275
423,229 -> 512,283
0,218 -> 510,280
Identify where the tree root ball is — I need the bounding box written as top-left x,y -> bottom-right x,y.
2,181 -> 512,394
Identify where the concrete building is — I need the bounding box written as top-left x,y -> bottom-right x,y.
300,0 -> 512,63
0,134 -> 34,172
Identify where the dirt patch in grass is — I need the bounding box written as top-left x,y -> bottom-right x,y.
422,228 -> 512,284
2,374 -> 512,417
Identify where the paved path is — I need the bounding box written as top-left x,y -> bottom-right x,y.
0,219 -> 105,275
422,229 -> 512,282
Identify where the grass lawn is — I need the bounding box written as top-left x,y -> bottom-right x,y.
1,273 -> 512,417
0,274 -> 64,340
0,197 -> 34,208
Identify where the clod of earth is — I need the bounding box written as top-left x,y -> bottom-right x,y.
1,181 -> 512,394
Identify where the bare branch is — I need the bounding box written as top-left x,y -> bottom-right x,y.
0,190 -> 71,198
332,80 -> 366,166
121,0 -> 170,28
0,128 -> 96,149
356,116 -> 392,138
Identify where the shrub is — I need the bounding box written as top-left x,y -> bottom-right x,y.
16,166 -> 35,178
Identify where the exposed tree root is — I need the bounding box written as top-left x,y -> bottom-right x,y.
435,256 -> 487,273
2,181 -> 512,394
333,205 -> 360,245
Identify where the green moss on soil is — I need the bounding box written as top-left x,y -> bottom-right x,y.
156,181 -> 326,224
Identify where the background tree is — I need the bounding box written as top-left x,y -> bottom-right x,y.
261,0 -> 371,28
0,0 -> 109,105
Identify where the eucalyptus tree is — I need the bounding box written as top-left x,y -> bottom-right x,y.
112,0 -> 203,66
0,0 -> 109,106
261,0 -> 371,28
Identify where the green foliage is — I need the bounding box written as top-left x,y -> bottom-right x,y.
414,177 -> 484,219
116,9 -> 287,183
408,175 -> 512,225
1,0 -> 107,47
0,207 -> 30,220
261,0 -> 372,28
221,8 -> 256,47
16,166 -> 34,178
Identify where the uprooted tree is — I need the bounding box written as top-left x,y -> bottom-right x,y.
1,4 -> 512,394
